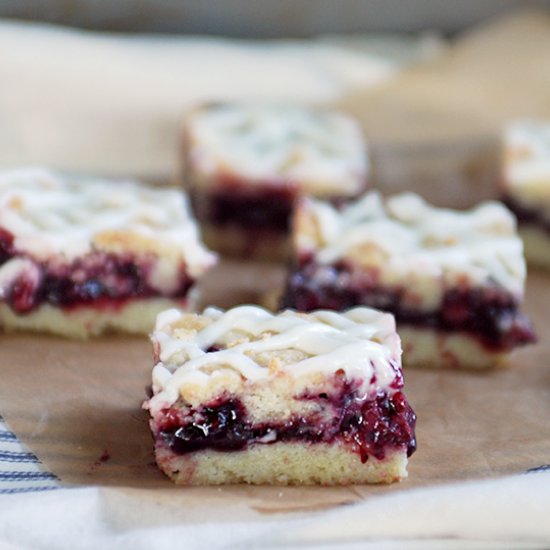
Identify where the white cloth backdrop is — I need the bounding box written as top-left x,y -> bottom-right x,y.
0,471 -> 548,549
0,19 -> 441,177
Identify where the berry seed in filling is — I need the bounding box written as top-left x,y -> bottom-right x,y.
145,305 -> 416,485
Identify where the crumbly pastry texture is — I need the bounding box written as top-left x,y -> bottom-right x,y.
155,444 -> 408,486
182,103 -> 369,259
397,327 -> 508,370
0,168 -> 216,337
145,305 -> 417,485
184,102 -> 368,197
502,120 -> 550,268
503,120 -> 550,205
281,191 -> 535,367
293,192 -> 526,308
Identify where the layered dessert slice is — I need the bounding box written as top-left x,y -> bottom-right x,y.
280,192 -> 536,369
501,120 -> 550,269
145,305 -> 416,485
182,103 -> 368,260
0,168 -> 217,337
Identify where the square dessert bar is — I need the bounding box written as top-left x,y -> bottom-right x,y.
182,103 -> 368,260
280,192 -> 536,369
501,120 -> 550,269
0,168 -> 216,338
145,305 -> 416,485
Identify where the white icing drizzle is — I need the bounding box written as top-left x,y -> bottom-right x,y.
149,305 -> 401,412
296,192 -> 526,300
0,168 -> 217,282
186,103 -> 368,196
504,120 -> 550,204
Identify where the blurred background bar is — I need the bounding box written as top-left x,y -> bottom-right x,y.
2,2 -> 550,208
1,0 -> 550,35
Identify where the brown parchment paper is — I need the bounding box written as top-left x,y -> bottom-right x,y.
334,9 -> 550,208
1,10 -> 550,515
0,261 -> 549,513
339,9 -> 550,145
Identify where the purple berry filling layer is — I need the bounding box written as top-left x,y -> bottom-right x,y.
502,196 -> 550,235
190,183 -> 296,233
280,259 -> 536,351
153,381 -> 416,463
0,227 -> 193,314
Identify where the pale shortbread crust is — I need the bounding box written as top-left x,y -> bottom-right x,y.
155,442 -> 408,486
0,296 -> 196,339
398,326 -> 506,369
199,223 -> 289,262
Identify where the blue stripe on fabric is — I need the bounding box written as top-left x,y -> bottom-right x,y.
0,418 -> 61,493
526,464 -> 550,473
0,431 -> 18,442
0,471 -> 58,481
0,450 -> 40,463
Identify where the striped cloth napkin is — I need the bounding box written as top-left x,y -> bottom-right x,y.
0,416 -> 59,494
0,413 -> 549,548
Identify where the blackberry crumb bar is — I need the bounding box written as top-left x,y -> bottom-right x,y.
145,305 -> 416,485
280,192 -> 536,369
0,168 -> 216,338
182,103 -> 368,260
502,120 -> 550,269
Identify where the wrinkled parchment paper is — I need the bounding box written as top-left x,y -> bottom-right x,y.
0,262 -> 548,512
